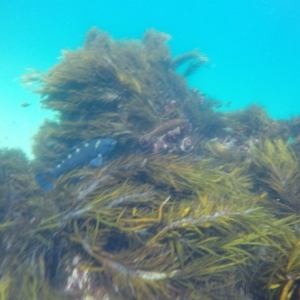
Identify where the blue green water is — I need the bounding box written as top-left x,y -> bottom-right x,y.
1,0 -> 300,157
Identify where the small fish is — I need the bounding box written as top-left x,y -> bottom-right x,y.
20,102 -> 31,107
35,138 -> 117,191
225,101 -> 232,108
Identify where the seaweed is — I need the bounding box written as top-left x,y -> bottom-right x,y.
250,139 -> 300,216
2,27 -> 300,299
172,50 -> 208,77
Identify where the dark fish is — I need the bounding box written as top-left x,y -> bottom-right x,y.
225,101 -> 232,108
35,138 -> 117,191
20,102 -> 31,107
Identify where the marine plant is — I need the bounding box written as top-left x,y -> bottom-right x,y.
0,27 -> 300,300
250,139 -> 300,216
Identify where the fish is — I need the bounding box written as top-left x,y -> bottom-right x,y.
35,138 -> 117,191
20,102 -> 31,107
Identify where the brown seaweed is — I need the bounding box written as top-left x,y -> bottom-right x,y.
2,27 -> 300,300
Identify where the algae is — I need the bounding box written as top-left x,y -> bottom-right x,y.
1,27 -> 300,299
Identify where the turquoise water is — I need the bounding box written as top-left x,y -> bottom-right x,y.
1,0 -> 300,157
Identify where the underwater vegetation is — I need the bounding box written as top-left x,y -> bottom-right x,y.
1,28 -> 300,299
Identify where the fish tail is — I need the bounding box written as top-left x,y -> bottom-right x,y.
35,171 -> 54,191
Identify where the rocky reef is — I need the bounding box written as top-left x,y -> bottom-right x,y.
1,28 -> 300,299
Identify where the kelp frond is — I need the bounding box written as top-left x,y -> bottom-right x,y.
172,51 -> 208,77
250,139 -> 300,216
